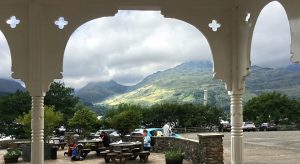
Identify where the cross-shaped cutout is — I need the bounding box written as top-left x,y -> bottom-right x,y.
6,16 -> 20,28
208,20 -> 221,32
55,17 -> 68,29
245,12 -> 251,23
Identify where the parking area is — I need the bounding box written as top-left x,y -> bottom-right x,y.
182,131 -> 300,164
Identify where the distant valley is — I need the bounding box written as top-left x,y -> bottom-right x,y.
1,61 -> 300,109
75,61 -> 300,108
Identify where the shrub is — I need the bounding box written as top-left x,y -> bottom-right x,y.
165,149 -> 184,161
4,149 -> 21,159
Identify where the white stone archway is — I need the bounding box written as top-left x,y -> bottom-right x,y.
0,1 -> 299,164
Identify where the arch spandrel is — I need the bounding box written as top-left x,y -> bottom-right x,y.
42,5 -> 118,83
0,5 -> 29,81
233,0 -> 271,91
279,0 -> 300,63
162,6 -> 234,90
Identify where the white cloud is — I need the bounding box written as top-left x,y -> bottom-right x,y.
0,32 -> 11,78
0,4 -> 293,89
63,10 -> 211,88
251,1 -> 291,67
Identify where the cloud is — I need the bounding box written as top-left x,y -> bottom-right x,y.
63,10 -> 211,88
251,1 -> 291,67
0,4 -> 293,89
0,32 -> 11,78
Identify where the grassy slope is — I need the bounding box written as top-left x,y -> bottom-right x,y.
100,63 -> 300,108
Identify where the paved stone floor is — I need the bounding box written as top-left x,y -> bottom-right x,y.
182,131 -> 300,164
1,131 -> 300,163
0,148 -> 192,164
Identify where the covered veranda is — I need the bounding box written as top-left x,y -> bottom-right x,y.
0,0 -> 299,164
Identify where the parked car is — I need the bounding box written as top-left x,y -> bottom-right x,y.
219,120 -> 231,132
259,123 -> 278,131
223,123 -> 231,132
243,122 -> 256,131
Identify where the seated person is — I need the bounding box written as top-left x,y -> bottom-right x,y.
65,141 -> 76,156
100,131 -> 111,147
71,144 -> 84,161
143,129 -> 151,151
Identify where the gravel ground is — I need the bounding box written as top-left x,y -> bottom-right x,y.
181,131 -> 300,164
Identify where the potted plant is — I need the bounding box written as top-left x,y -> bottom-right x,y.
165,149 -> 184,164
3,149 -> 21,163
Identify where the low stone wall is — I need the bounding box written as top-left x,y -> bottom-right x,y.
151,133 -> 224,164
0,139 -> 30,149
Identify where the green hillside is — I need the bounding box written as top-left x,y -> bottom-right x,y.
102,61 -> 229,107
99,62 -> 300,108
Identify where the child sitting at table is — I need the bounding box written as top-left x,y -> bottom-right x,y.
143,129 -> 151,151
64,140 -> 76,157
71,144 -> 84,161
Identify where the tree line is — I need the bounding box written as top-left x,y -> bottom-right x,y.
1,82 -> 299,140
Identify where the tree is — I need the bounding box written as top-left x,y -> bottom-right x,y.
105,104 -> 142,138
17,106 -> 63,140
44,82 -> 79,124
141,103 -> 224,129
68,104 -> 99,137
244,92 -> 299,125
0,91 -> 31,138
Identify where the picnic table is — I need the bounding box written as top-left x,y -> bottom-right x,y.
78,139 -> 102,146
49,137 -> 67,150
100,141 -> 150,163
77,139 -> 104,157
109,141 -> 141,152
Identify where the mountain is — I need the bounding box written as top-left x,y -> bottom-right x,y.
246,64 -> 300,99
0,78 -> 25,96
75,80 -> 129,103
77,61 -> 300,108
102,61 -> 228,106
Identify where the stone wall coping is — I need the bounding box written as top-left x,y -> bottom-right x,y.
197,133 -> 224,138
151,136 -> 198,142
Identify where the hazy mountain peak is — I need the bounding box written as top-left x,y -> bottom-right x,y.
171,61 -> 213,71
0,78 -> 25,96
76,80 -> 129,103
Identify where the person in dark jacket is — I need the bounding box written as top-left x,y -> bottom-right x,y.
100,131 -> 111,147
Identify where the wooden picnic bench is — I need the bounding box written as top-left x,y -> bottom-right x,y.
99,149 -> 150,163
54,142 -> 67,150
81,148 -> 91,158
138,151 -> 150,163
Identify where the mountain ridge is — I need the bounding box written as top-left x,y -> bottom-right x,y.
81,61 -> 300,108
0,79 -> 25,96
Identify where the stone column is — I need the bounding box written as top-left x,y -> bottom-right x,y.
31,96 -> 44,164
229,91 -> 244,164
198,133 -> 224,164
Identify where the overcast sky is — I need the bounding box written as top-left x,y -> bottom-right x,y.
0,2 -> 292,89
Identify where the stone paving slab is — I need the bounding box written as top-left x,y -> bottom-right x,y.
181,131 -> 300,164
2,131 -> 300,164
0,149 -> 192,164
